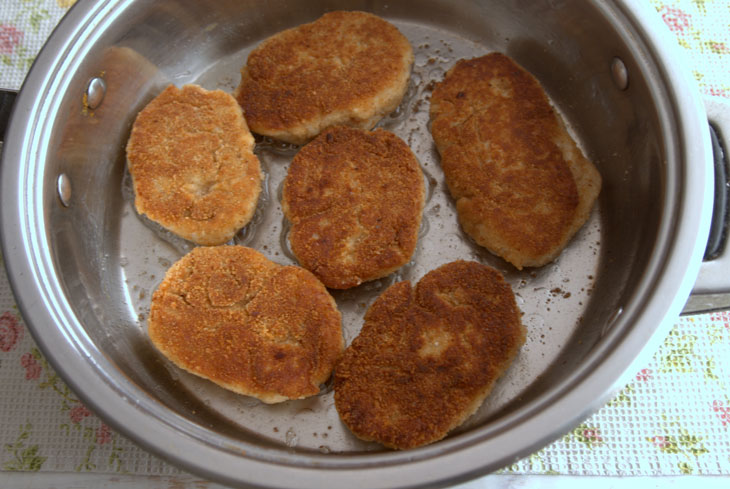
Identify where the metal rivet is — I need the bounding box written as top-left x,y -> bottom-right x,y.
57,173 -> 72,207
611,57 -> 629,91
85,77 -> 106,109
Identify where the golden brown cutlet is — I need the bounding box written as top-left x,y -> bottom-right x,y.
429,53 -> 601,269
281,126 -> 425,289
235,11 -> 414,145
126,84 -> 262,246
148,245 -> 344,404
334,260 -> 525,449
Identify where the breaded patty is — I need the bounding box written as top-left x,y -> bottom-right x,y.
334,260 -> 525,449
127,84 -> 262,245
282,126 -> 424,289
235,11 -> 413,145
148,245 -> 343,404
429,53 -> 601,269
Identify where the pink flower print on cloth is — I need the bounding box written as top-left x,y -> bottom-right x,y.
570,423 -> 605,448
708,42 -> 730,55
650,435 -> 670,450
0,24 -> 24,55
636,368 -> 654,382
660,6 -> 691,33
69,404 -> 92,424
0,311 -> 23,352
582,428 -> 603,444
712,400 -> 729,427
96,424 -> 112,445
21,352 -> 41,380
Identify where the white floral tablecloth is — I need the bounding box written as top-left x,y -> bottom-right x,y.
1,0 -> 729,482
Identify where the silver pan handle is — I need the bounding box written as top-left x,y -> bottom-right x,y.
685,97 -> 730,313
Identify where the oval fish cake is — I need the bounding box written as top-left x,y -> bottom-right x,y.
148,245 -> 344,404
235,11 -> 414,145
282,126 -> 425,289
127,84 -> 262,246
334,260 -> 525,450
429,53 -> 601,269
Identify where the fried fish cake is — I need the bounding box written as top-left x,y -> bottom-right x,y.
282,126 -> 424,289
127,84 -> 262,245
148,245 -> 344,404
334,260 -> 525,449
429,53 -> 601,269
235,11 -> 414,145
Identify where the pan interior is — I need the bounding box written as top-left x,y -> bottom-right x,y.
39,0 -> 665,462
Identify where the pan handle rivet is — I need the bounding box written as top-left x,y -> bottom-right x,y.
611,57 -> 629,91
85,77 -> 106,109
57,173 -> 72,207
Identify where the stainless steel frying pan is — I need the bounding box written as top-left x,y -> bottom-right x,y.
1,0 -> 729,487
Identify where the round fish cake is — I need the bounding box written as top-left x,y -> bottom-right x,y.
429,53 -> 601,269
127,84 -> 262,246
148,245 -> 344,404
235,11 -> 414,145
334,260 -> 525,449
282,126 -> 425,289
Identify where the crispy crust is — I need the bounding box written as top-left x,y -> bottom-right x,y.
148,246 -> 344,404
334,260 -> 525,449
429,53 -> 601,269
235,11 -> 414,144
282,126 -> 425,289
127,84 -> 262,245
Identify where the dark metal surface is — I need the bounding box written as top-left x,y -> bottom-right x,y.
703,123 -> 728,260
0,90 -> 17,142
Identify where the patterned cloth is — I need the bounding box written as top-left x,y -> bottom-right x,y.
1,0 -> 729,480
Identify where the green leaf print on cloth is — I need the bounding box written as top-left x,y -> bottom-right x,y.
647,414 -> 710,474
3,423 -> 46,471
658,327 -> 699,374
